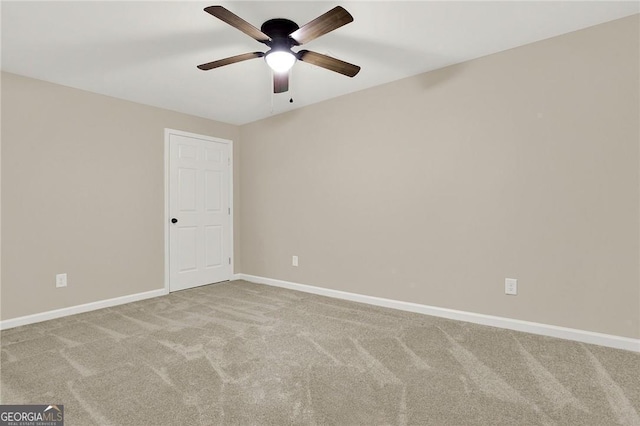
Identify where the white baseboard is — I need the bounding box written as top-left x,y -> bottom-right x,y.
0,288 -> 168,330
236,273 -> 640,353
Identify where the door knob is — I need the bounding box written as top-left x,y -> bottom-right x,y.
171,218 -> 178,224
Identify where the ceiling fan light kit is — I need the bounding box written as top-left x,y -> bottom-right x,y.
265,50 -> 296,73
198,5 -> 361,93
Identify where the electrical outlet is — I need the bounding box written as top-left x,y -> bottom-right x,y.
292,256 -> 298,267
505,278 -> 517,295
56,273 -> 67,288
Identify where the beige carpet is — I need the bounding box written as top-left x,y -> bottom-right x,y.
1,280 -> 638,425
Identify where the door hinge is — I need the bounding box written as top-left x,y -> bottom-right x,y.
228,157 -> 231,166
229,257 -> 231,265
228,207 -> 231,215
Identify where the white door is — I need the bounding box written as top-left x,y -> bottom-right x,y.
168,130 -> 232,292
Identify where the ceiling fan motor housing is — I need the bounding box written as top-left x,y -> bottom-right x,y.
261,18 -> 300,47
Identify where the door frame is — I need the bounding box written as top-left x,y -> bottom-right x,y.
163,128 -> 234,293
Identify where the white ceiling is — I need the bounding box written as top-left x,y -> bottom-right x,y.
2,1 -> 638,125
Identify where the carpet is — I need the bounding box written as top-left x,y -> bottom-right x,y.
1,280 -> 638,425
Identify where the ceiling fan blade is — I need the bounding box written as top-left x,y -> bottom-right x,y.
289,6 -> 353,45
298,50 -> 360,77
197,52 -> 264,70
204,6 -> 270,43
273,71 -> 289,93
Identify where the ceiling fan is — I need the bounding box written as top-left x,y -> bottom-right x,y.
197,5 -> 361,94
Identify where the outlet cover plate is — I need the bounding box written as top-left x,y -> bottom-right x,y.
505,278 -> 517,295
56,273 -> 67,288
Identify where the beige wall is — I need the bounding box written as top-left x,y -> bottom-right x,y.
240,16 -> 640,338
1,72 -> 240,320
